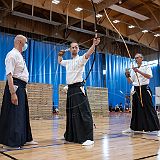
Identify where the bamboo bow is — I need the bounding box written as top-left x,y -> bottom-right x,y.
104,9 -> 143,107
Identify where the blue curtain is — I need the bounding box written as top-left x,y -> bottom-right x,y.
0,32 -> 104,108
0,33 -> 14,80
105,54 -> 131,108
150,65 -> 160,104
1,32 -> 159,109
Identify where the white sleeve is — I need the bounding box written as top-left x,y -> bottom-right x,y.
79,54 -> 89,65
130,69 -> 135,82
60,59 -> 68,67
146,65 -> 153,78
5,56 -> 16,76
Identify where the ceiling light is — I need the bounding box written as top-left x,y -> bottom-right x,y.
128,25 -> 135,29
96,14 -> 103,18
142,30 -> 148,33
154,34 -> 160,37
75,7 -> 83,12
88,0 -> 103,4
113,20 -> 120,23
52,0 -> 60,4
118,0 -> 122,4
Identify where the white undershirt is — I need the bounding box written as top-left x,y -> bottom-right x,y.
60,54 -> 88,84
130,61 -> 153,86
5,48 -> 29,83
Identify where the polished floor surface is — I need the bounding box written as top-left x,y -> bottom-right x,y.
0,112 -> 159,160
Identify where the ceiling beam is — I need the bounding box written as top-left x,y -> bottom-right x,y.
12,11 -> 61,26
112,3 -> 144,19
137,0 -> 159,24
153,0 -> 160,6
113,0 -> 156,18
126,9 -> 160,36
96,0 -> 119,12
109,4 -> 149,21
41,0 -> 47,7
1,0 -> 159,51
1,0 -> 9,9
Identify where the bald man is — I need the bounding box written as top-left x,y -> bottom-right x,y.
0,35 -> 37,149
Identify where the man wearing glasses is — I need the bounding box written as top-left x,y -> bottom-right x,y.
123,53 -> 160,137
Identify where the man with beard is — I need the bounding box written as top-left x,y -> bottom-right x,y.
123,53 -> 160,136
58,37 -> 100,146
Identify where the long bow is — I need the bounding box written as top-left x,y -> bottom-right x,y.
104,9 -> 143,107
83,0 -> 98,83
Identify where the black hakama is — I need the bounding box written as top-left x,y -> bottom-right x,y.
131,85 -> 160,131
0,78 -> 33,147
64,82 -> 93,143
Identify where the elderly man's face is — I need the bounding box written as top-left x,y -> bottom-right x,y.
70,43 -> 79,57
135,54 -> 143,64
18,37 -> 27,48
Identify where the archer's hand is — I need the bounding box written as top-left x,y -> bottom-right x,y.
132,67 -> 139,73
93,37 -> 100,46
125,69 -> 131,78
58,50 -> 65,56
11,93 -> 18,106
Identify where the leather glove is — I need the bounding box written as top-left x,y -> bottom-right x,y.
58,50 -> 65,56
125,69 -> 131,78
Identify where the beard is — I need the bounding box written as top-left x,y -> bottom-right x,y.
71,51 -> 77,57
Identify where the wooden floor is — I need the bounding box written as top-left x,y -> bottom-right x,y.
0,112 -> 160,160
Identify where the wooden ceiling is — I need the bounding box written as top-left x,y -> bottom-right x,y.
0,0 -> 160,57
